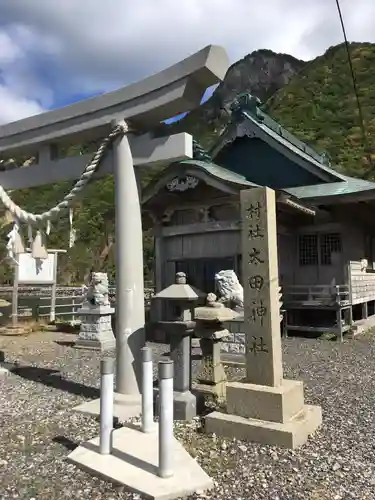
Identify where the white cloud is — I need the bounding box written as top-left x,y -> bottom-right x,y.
0,85 -> 44,124
0,31 -> 23,64
0,0 -> 374,123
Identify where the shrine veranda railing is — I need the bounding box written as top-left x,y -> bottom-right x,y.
282,284 -> 350,307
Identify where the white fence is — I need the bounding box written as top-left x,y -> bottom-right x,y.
36,294 -> 84,322
0,284 -> 155,324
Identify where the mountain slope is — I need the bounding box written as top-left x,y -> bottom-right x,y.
1,43 -> 374,283
265,42 -> 375,179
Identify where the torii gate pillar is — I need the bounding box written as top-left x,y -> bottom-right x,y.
0,44 -> 229,420
112,121 -> 145,396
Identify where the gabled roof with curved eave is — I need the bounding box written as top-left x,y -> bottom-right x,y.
210,93 -> 348,184
177,159 -> 257,188
141,154 -> 315,217
141,158 -> 257,206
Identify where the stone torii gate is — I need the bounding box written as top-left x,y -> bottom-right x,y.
0,45 -> 229,418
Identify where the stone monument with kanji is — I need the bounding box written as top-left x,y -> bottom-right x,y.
205,187 -> 322,448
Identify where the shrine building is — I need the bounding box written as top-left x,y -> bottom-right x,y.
142,93 -> 375,338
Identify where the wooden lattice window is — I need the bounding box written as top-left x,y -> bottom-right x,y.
320,233 -> 342,266
299,232 -> 342,266
298,234 -> 318,266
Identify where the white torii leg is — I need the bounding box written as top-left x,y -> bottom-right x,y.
112,119 -> 145,396
72,127 -> 192,419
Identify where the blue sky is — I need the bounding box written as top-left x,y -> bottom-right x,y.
163,85 -> 217,124
0,0 -> 373,124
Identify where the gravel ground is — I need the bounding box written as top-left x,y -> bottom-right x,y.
1,330 -> 375,500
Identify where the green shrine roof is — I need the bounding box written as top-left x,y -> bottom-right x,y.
212,92 -> 347,183
178,158 -> 257,188
180,155 -> 375,202
179,138 -> 375,202
141,154 -> 258,208
151,94 -> 375,204
142,154 -> 314,217
241,110 -> 348,182
207,92 -> 375,201
285,176 -> 375,200
183,139 -> 257,187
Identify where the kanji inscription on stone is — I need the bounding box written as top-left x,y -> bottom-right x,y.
248,299 -> 267,326
248,336 -> 269,354
248,248 -> 264,265
248,275 -> 264,291
240,187 -> 283,387
245,201 -> 261,220
248,224 -> 264,239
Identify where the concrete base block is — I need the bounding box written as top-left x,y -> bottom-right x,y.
74,338 -> 116,352
173,391 -> 197,421
227,379 -> 304,423
154,389 -> 197,421
67,424 -> 213,500
194,381 -> 227,401
205,404 -> 322,449
0,366 -> 9,376
73,393 -> 142,422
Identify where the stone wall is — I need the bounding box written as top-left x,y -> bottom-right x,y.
221,317 -> 245,354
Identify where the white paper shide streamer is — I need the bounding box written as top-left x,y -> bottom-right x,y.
31,229 -> 48,259
69,208 -> 76,248
6,219 -> 25,263
27,224 -> 33,244
0,124 -> 127,261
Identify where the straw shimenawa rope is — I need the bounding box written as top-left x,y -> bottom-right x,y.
0,122 -> 128,224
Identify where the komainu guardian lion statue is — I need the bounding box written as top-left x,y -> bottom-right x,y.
84,272 -> 110,308
214,269 -> 244,310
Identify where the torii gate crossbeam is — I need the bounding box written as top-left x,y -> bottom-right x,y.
0,45 -> 229,419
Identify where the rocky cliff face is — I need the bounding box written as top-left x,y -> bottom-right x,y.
208,49 -> 305,111
159,49 -> 305,143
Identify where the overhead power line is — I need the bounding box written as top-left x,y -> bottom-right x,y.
335,0 -> 373,170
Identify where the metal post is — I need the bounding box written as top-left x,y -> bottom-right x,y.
99,358 -> 114,455
112,119 -> 145,396
50,252 -> 58,322
11,256 -> 19,328
34,303 -> 40,322
158,360 -> 174,479
141,347 -> 154,433
72,297 -> 76,323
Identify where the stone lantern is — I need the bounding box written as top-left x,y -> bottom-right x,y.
194,293 -> 236,400
153,272 -> 205,420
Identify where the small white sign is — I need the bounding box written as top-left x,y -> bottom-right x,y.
18,253 -> 56,284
